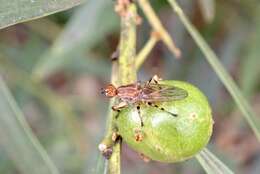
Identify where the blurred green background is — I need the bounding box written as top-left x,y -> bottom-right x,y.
0,0 -> 259,173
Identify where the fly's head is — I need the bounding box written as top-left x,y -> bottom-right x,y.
101,84 -> 118,98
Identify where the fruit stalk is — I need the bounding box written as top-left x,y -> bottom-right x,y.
99,1 -> 138,174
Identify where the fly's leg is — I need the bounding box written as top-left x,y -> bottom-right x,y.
112,101 -> 128,111
112,107 -> 121,119
148,75 -> 161,84
136,105 -> 144,127
134,105 -> 144,142
112,101 -> 128,119
147,102 -> 177,117
146,75 -> 162,89
146,77 -> 157,86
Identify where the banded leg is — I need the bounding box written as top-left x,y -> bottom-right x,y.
147,102 -> 177,117
136,105 -> 144,127
114,110 -> 121,119
146,75 -> 162,89
148,75 -> 161,84
112,101 -> 128,119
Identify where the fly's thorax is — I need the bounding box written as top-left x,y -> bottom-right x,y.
117,84 -> 141,103
118,93 -> 139,104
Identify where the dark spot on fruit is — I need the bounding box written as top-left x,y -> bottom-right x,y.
189,112 -> 198,121
134,128 -> 143,142
155,145 -> 162,152
135,134 -> 143,142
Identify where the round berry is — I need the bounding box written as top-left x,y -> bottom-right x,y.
116,80 -> 213,163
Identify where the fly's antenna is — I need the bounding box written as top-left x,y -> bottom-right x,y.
100,88 -> 105,95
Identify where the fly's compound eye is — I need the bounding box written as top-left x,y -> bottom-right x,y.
100,88 -> 105,95
102,84 -> 117,97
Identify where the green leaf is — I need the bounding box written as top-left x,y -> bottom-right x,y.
167,0 -> 260,142
0,76 -> 59,174
196,148 -> 234,174
32,0 -> 119,80
241,7 -> 260,97
0,0 -> 86,30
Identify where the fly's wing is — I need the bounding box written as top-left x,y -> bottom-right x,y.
141,83 -> 188,102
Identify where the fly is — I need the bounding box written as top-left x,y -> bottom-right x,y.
101,75 -> 188,126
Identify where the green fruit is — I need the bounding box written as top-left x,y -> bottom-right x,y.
116,80 -> 213,163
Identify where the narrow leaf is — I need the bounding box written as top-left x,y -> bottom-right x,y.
167,0 -> 260,141
196,148 -> 234,174
0,0 -> 86,29
0,76 -> 59,174
241,7 -> 260,97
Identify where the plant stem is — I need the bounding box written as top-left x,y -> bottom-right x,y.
99,62 -> 119,159
138,0 -> 181,58
107,61 -> 120,174
167,0 -> 260,141
136,31 -> 159,70
109,140 -> 121,174
100,2 -> 138,174
118,4 -> 137,84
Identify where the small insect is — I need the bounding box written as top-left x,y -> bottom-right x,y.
101,75 -> 188,126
